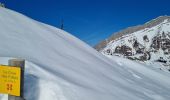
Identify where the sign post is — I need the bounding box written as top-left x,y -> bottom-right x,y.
0,65 -> 21,96
8,59 -> 25,100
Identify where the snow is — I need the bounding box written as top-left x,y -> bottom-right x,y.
0,7 -> 170,100
102,18 -> 170,68
104,19 -> 170,53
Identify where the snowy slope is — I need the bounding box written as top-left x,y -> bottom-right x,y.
0,7 -> 170,100
101,17 -> 170,70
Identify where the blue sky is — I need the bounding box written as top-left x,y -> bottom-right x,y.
1,0 -> 170,46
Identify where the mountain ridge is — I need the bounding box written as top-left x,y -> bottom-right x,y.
99,16 -> 170,70
95,16 -> 170,51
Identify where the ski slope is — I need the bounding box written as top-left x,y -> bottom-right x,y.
0,7 -> 170,100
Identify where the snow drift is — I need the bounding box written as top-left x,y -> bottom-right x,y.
0,7 -> 170,100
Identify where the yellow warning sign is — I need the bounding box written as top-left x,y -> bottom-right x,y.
0,65 -> 21,96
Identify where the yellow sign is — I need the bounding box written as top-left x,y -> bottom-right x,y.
0,65 -> 21,96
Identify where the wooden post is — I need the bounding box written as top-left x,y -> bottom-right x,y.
8,59 -> 25,100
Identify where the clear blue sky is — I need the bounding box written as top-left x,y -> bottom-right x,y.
1,0 -> 170,46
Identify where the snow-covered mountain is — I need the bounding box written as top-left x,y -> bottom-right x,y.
97,16 -> 170,70
1,7 -> 170,100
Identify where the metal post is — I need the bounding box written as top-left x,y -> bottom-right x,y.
8,59 -> 25,100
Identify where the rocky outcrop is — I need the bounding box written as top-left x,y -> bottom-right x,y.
98,16 -> 170,69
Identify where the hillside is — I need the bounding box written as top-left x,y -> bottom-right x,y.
99,16 -> 170,70
95,16 -> 170,51
0,7 -> 170,100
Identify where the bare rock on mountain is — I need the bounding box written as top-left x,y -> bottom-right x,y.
98,16 -> 170,71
